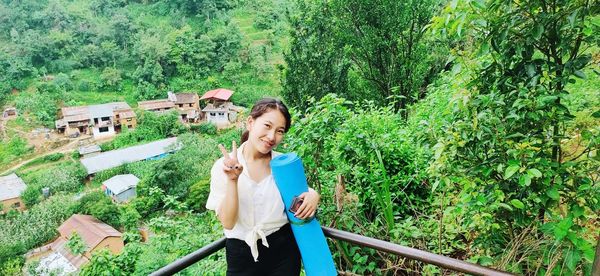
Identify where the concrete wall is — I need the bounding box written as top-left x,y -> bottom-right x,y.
92,125 -> 115,138
1,197 -> 25,213
87,237 -> 124,259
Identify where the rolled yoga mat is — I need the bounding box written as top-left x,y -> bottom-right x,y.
271,152 -> 337,276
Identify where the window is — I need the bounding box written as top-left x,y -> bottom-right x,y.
126,118 -> 132,122
218,112 -> 225,116
189,104 -> 193,107
94,118 -> 99,124
178,104 -> 183,108
99,127 -> 109,133
101,117 -> 110,121
128,125 -> 133,129
12,202 -> 20,208
210,112 -> 216,116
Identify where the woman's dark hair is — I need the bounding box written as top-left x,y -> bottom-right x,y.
241,98 -> 291,144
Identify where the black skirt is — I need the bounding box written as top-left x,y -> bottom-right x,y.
225,223 -> 301,276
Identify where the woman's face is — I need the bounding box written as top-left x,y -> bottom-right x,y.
246,109 -> 287,154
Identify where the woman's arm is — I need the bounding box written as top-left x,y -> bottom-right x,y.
217,179 -> 239,229
216,142 -> 244,229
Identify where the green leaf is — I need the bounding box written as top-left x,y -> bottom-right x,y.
591,110 -> 600,118
554,217 -> 573,240
498,203 -> 513,211
573,70 -> 586,79
519,174 -> 532,186
504,165 -> 520,179
510,199 -> 525,209
547,187 -> 559,200
532,23 -> 544,40
526,64 -> 536,77
565,248 -> 581,272
527,168 -> 542,178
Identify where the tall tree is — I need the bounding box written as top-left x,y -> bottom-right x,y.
432,0 -> 600,273
282,0 -> 442,114
281,0 -> 351,112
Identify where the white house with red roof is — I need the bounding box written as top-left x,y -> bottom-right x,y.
200,88 -> 241,126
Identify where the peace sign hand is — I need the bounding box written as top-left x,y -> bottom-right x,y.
219,141 -> 243,181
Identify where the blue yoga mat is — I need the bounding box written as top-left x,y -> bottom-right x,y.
271,153 -> 337,276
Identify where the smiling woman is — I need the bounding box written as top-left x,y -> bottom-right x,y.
206,98 -> 320,275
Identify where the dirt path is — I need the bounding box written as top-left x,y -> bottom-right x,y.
1,137 -> 86,175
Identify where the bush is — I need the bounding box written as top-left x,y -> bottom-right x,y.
0,195 -> 77,268
190,122 -> 217,135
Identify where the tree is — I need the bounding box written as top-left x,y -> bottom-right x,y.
281,1 -> 350,112
100,67 -> 123,91
431,0 -> 600,273
282,0 -> 442,114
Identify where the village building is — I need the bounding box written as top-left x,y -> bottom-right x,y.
138,91 -> 200,123
2,107 -> 17,119
80,137 -> 180,175
200,88 -> 242,126
0,173 -> 27,214
102,174 -> 139,203
55,102 -> 137,138
27,214 -> 124,275
78,144 -> 102,157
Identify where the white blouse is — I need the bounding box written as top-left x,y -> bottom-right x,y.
205,142 -> 288,262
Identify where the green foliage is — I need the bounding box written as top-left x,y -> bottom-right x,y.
102,110 -> 186,151
283,94 -> 430,271
21,161 -> 86,207
429,0 -> 600,273
283,0 -> 444,113
0,136 -> 33,169
190,122 -> 217,135
100,67 -> 123,91
281,1 -> 350,112
80,243 -> 142,276
186,178 -> 211,212
78,191 -> 122,229
66,232 -> 87,256
0,195 -> 77,268
144,134 -> 220,198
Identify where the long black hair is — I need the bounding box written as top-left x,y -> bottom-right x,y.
241,98 -> 291,144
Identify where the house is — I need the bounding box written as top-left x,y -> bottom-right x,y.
2,107 -> 17,119
138,91 -> 200,123
29,214 -> 124,274
80,137 -> 180,175
55,102 -> 137,138
0,173 -> 27,213
200,88 -> 241,126
102,174 -> 139,203
78,145 -> 102,157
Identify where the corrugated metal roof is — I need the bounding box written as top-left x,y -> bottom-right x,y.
78,145 -> 101,155
174,93 -> 199,104
80,137 -> 179,174
102,174 -> 139,195
200,88 -> 233,101
117,110 -> 136,119
58,214 -> 122,251
138,99 -> 175,110
0,173 -> 27,201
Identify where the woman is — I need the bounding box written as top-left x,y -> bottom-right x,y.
206,98 -> 320,275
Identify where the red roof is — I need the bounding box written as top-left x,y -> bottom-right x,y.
200,88 -> 233,101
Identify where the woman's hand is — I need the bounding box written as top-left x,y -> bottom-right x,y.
294,188 -> 320,220
218,141 -> 243,181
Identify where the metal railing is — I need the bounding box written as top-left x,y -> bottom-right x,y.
150,227 -> 516,276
